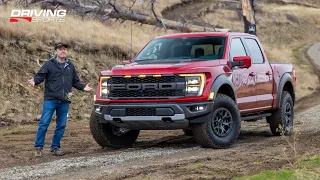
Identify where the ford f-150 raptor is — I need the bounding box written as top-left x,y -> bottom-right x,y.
90,32 -> 296,149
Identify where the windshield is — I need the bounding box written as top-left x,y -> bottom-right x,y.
134,36 -> 226,63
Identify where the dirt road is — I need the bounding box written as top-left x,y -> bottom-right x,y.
0,105 -> 319,179
308,42 -> 320,65
0,42 -> 319,179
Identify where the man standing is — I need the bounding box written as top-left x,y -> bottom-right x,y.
28,42 -> 92,156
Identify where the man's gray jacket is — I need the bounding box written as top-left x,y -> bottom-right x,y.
34,56 -> 85,102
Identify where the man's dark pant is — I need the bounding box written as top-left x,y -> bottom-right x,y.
34,99 -> 69,151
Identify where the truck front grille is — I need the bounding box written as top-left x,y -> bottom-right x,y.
110,90 -> 184,98
109,76 -> 179,84
108,75 -> 186,99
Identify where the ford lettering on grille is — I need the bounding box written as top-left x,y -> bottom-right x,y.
107,75 -> 186,99
110,83 -> 177,91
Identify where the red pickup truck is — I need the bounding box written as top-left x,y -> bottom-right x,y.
90,32 -> 296,149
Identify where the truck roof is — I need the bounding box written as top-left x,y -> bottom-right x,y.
156,32 -> 256,39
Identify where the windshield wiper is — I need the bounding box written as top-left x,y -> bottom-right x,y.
134,57 -> 207,64
135,59 -> 159,62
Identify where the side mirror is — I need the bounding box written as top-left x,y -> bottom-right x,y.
122,60 -> 131,65
232,56 -> 252,68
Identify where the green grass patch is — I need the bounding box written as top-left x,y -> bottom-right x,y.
181,163 -> 202,170
297,155 -> 320,168
234,155 -> 320,180
233,170 -> 295,180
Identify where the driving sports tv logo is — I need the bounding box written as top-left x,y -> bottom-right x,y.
10,9 -> 66,23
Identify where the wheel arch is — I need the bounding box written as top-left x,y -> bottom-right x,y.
277,73 -> 295,108
210,75 -> 237,102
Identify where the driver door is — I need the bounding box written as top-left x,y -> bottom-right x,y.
229,37 -> 257,114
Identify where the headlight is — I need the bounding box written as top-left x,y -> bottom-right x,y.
100,76 -> 110,98
180,74 -> 205,96
187,77 -> 200,85
187,86 -> 200,92
102,81 -> 108,87
101,88 -> 109,94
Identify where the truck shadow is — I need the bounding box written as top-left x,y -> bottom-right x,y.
133,129 -> 273,149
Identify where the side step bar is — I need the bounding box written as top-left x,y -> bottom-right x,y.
241,113 -> 272,121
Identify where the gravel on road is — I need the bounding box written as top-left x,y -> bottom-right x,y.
0,147 -> 197,180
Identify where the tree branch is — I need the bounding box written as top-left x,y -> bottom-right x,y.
107,0 -> 119,13
150,0 -> 160,22
128,0 -> 137,11
37,0 -> 229,32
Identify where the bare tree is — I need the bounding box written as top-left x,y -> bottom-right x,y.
241,0 -> 257,35
32,0 -> 229,32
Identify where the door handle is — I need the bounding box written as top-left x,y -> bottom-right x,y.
266,71 -> 272,76
249,72 -> 256,76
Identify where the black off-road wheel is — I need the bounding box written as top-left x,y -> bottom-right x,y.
192,94 -> 241,148
267,91 -> 294,136
90,112 -> 140,148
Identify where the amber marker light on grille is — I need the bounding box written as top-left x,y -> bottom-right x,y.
138,74 -> 146,78
124,75 -> 131,78
153,74 -> 162,77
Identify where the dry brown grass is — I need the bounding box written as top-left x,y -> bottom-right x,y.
204,3 -> 320,99
121,0 -> 181,17
0,5 -> 176,122
0,6 -> 175,52
284,0 -> 320,7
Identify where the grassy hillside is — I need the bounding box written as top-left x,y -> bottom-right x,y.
162,0 -> 320,98
0,5 -> 174,123
0,1 -> 319,123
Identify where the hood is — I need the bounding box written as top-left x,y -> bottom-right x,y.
101,60 -> 222,76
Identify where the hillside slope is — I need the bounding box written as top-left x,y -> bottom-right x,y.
0,5 -> 174,123
0,1 -> 319,124
162,0 -> 320,98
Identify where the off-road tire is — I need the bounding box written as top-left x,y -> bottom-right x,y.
192,94 -> 241,148
90,112 -> 140,148
267,91 -> 294,136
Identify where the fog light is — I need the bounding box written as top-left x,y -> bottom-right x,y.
198,106 -> 205,111
190,105 -> 206,112
95,107 -> 101,113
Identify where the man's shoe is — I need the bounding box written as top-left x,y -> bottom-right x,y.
34,147 -> 43,157
51,148 -> 65,156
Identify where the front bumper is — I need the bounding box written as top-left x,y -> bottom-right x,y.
93,101 -> 214,130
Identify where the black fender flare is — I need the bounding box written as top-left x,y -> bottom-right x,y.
210,74 -> 237,102
276,73 -> 295,109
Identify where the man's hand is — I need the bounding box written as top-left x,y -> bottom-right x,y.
84,83 -> 92,91
28,78 -> 35,86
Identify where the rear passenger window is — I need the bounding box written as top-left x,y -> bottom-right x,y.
244,38 -> 264,64
230,38 -> 247,61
